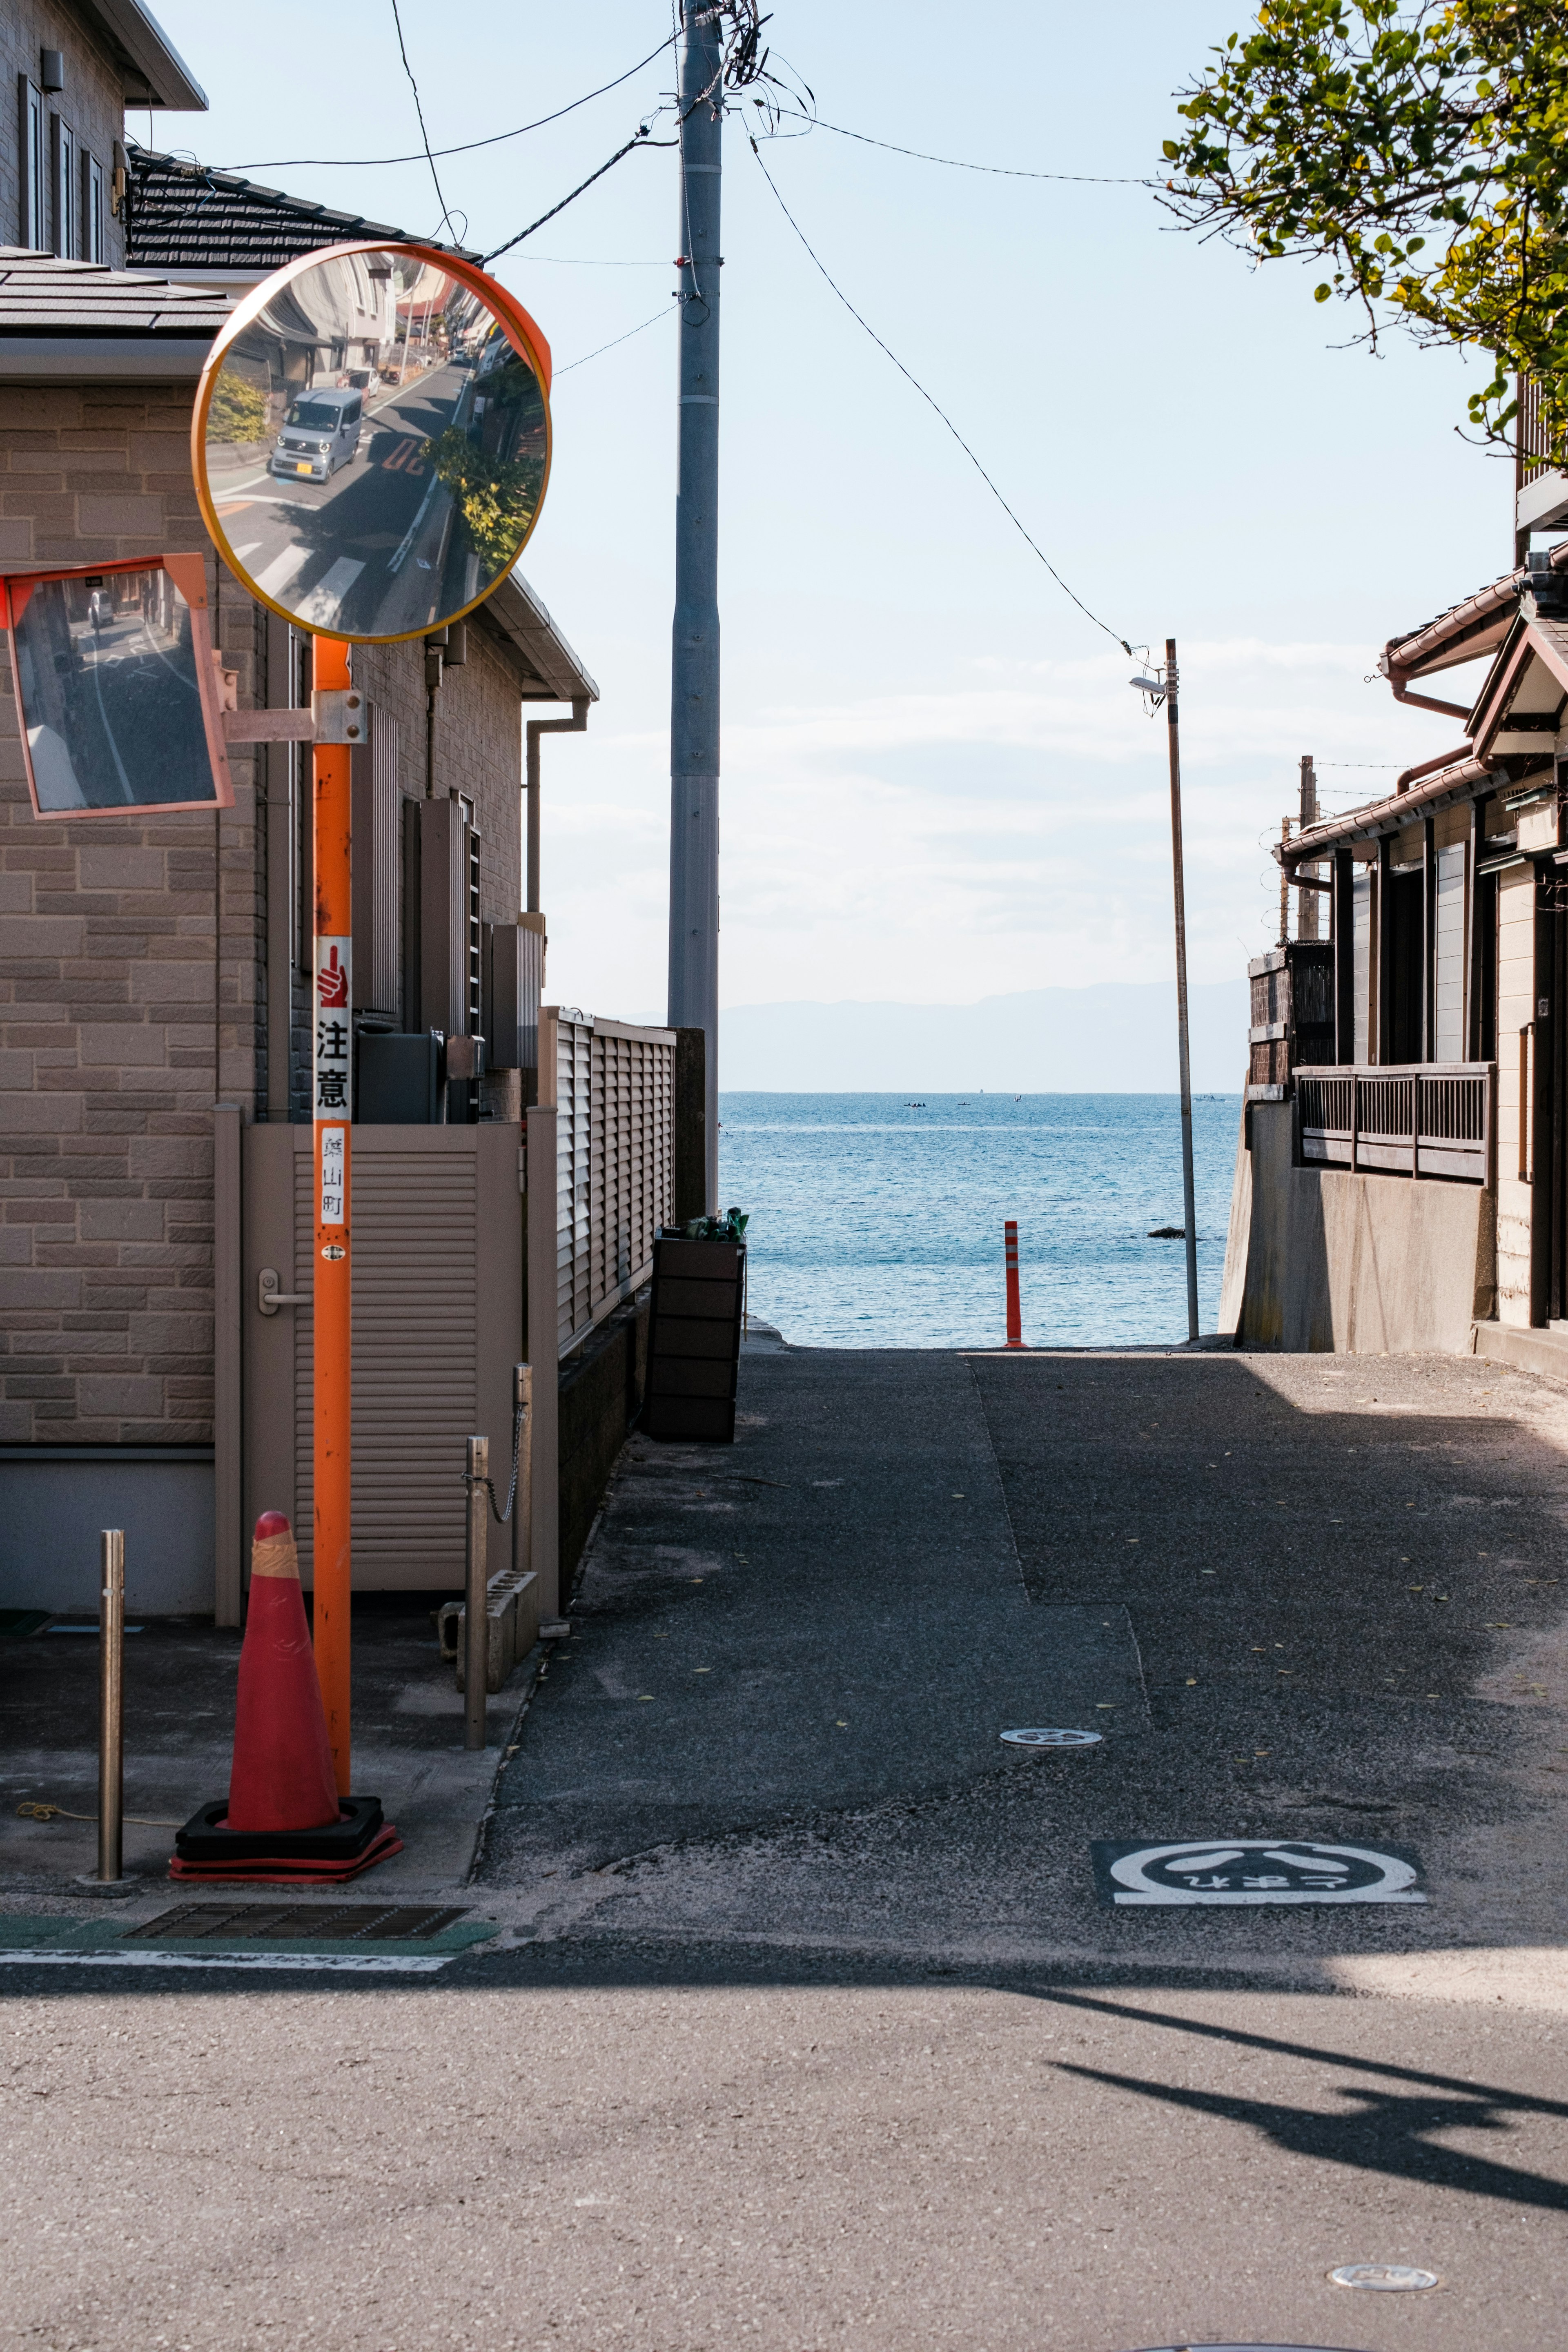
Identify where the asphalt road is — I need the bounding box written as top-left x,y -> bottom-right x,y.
212,362 -> 473,636
4,1344 -> 1568,2352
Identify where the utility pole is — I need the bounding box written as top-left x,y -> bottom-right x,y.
1164,639 -> 1200,1343
1297,752 -> 1319,941
667,0 -> 724,1213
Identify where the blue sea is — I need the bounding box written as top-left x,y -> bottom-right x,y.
717,1093 -> 1243,1350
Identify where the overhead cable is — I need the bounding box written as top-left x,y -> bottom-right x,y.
769,103 -> 1149,185
219,36 -> 676,171
388,0 -> 457,241
748,137 -> 1133,656
556,302 -> 676,376
482,132 -> 672,266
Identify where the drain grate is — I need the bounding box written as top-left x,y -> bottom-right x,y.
125,1903 -> 468,1943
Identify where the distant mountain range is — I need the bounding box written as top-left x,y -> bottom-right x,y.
708,980 -> 1251,1092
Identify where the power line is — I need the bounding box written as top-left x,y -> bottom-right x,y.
481,131 -> 673,266
555,302 -> 675,376
220,36 -> 676,171
769,104 -> 1149,186
388,0 -> 456,241
748,137 -> 1132,657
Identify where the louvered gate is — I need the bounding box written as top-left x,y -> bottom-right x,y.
542,1008 -> 676,1355
242,1123 -> 523,1588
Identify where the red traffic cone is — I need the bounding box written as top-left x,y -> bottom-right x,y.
226,1510 -> 339,1832
169,1512 -> 401,1882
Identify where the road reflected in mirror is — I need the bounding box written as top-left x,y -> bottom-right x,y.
199,247 -> 548,641
7,567 -> 216,813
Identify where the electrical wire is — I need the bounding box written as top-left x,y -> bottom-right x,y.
555,302 -> 676,376
389,0 -> 456,241
768,103 -> 1149,185
220,36 -> 676,171
482,132 -> 673,266
748,136 -> 1133,657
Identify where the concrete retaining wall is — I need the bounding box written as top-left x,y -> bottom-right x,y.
1236,1101 -> 1495,1353
558,1290 -> 650,1588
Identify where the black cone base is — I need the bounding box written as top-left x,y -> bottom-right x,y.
174,1795 -> 385,1864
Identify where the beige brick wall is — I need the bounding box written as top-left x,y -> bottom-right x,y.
0,379 -> 264,1444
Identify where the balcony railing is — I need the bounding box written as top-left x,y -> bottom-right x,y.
1296,1064 -> 1494,1185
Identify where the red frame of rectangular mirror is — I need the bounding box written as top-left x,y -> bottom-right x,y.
2,551 -> 235,820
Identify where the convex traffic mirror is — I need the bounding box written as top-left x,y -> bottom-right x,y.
192,242 -> 552,643
2,554 -> 233,818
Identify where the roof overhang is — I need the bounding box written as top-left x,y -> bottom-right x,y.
479,569 -> 599,704
1380,542 -> 1568,715
1467,610 -> 1568,760
1278,754 -> 1503,865
79,0 -> 207,109
0,335 -> 213,377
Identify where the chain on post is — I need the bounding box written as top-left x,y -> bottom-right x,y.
461,1385 -> 526,1525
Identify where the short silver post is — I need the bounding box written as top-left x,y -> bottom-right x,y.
511,1363 -> 533,1588
98,1529 -> 124,1883
464,1437 -> 488,1751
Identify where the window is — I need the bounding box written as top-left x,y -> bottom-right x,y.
1433,840 -> 1466,1061
83,150 -> 104,263
51,116 -> 75,258
18,78 -> 44,248
1352,869 -> 1372,1063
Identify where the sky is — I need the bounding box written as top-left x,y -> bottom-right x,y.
149,0 -> 1510,1050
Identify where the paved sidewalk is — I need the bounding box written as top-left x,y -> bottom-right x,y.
0,1597 -> 523,1897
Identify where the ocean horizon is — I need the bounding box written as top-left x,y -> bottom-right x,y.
717,1091 -> 1242,1351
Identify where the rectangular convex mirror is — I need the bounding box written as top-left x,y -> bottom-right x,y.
2,553 -> 233,818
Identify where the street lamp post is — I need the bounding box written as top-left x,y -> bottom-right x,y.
1130,641 -> 1200,1342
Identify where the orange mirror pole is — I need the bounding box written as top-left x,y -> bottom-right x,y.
311,633 -> 354,1795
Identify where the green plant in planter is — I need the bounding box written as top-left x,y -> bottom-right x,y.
684,1205 -> 749,1243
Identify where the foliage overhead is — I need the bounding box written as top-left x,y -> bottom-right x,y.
1162,1 -> 1568,453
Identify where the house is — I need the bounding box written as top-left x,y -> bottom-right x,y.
1223,434 -> 1568,1371
0,0 -> 675,1630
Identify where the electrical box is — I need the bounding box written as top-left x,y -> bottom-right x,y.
357,1031 -> 441,1124
483,920 -> 543,1074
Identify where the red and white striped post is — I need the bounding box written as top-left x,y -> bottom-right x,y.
1004,1220 -> 1024,1350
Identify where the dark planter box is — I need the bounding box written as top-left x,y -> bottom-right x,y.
643,1234 -> 744,1442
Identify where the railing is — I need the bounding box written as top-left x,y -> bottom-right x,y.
539,1006 -> 676,1356
1296,1064 -> 1494,1185
1519,373 -> 1559,486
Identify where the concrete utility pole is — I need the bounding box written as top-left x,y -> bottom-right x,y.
1298,753 -> 1320,940
667,2 -> 724,1214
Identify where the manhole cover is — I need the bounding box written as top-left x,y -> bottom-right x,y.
1329,2263 -> 1440,2291
1000,1728 -> 1103,1748
125,1903 -> 467,1943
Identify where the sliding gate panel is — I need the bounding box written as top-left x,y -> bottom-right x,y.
243,1122 -> 523,1590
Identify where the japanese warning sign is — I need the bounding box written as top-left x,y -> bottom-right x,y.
1092,1839 -> 1426,1906
314,936 -> 352,1123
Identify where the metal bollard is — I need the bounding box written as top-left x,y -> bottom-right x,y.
1004,1220 -> 1024,1350
464,1437 -> 488,1751
98,1530 -> 125,1882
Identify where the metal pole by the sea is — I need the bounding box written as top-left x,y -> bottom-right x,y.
1165,637 -> 1200,1341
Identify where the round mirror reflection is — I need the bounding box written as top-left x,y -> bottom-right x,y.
196,245 -> 549,642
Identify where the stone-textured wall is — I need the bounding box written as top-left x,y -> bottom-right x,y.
0,378 -> 263,1445
0,0 -> 129,261
1236,1100 -> 1495,1354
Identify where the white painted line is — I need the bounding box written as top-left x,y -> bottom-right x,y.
252,544 -> 311,599
293,558 -> 365,629
0,1947 -> 453,1973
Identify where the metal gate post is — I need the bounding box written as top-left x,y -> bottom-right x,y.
97,1529 -> 124,1883
464,1437 -> 489,1750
